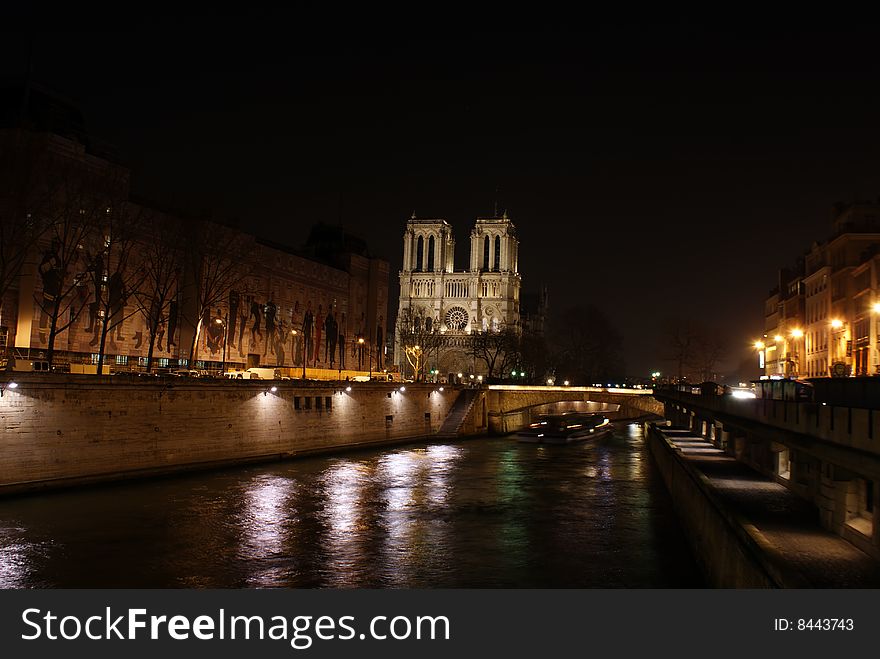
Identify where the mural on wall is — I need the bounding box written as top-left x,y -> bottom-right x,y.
325,306 -> 337,366
37,240 -> 63,343
20,237 -> 369,373
264,299 -> 277,357
302,301 -> 314,365
291,300 -> 302,367
227,290 -> 240,349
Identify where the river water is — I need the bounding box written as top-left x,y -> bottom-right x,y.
0,423 -> 703,588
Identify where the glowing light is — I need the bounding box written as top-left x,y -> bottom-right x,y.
774,335 -> 783,342
563,380 -> 570,386
790,329 -> 803,339
547,379 -> 554,385
399,386 -> 406,392
358,337 -> 365,344
873,302 -> 880,314
731,390 -> 756,399
345,386 -> 352,392
458,372 -> 463,378
438,387 -> 444,392
831,319 -> 843,329
754,341 -> 765,350
7,382 -> 17,389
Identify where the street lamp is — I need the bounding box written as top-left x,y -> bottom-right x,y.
216,314 -> 228,374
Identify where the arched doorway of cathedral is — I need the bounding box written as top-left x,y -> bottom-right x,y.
439,349 -> 471,383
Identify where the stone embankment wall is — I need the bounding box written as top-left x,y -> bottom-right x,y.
0,375 -> 458,494
646,423 -> 781,588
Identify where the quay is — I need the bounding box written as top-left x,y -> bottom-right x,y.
647,422 -> 880,587
0,375 -> 655,495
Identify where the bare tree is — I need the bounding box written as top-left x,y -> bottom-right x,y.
689,329 -> 726,382
516,332 -> 553,384
553,304 -> 624,384
88,201 -> 150,375
396,308 -> 443,381
662,317 -> 726,382
132,212 -> 183,372
472,326 -> 519,379
182,218 -> 251,363
663,318 -> 698,382
33,159 -> 127,367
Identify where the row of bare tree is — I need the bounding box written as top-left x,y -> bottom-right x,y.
1,131 -> 250,373
394,303 -> 626,383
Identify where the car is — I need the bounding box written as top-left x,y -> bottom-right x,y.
171,369 -> 202,378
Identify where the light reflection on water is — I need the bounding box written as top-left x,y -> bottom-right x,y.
0,425 -> 703,588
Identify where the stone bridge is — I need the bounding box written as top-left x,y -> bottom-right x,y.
482,385 -> 663,434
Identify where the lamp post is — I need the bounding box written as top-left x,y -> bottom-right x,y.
830,318 -> 844,376
217,314 -> 228,375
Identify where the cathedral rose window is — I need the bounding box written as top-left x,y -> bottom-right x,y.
445,306 -> 468,331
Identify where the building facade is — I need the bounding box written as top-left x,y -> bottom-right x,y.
395,213 -> 522,379
1,123 -> 389,377
761,202 -> 880,378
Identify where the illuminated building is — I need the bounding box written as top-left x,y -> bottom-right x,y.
0,86 -> 388,375
394,213 -> 523,379
763,201 -> 880,378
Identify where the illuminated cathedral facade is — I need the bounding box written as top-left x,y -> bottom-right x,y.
395,213 -> 522,378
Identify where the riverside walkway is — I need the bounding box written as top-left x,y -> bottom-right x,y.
650,425 -> 880,587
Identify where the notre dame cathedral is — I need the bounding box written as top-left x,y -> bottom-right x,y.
394,212 -> 523,379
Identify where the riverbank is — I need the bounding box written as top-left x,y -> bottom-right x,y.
0,374 -> 472,496
646,422 -> 880,587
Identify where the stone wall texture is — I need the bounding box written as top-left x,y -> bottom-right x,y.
0,375 -> 458,494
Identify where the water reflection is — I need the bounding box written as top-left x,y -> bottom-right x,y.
0,425 -> 703,588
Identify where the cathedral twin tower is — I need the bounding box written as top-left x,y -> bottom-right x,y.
395,212 -> 522,378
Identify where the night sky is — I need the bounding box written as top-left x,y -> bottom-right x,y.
4,24 -> 880,379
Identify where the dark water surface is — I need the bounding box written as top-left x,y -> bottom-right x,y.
0,424 -> 704,587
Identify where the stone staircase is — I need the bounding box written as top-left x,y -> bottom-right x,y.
435,388 -> 480,439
